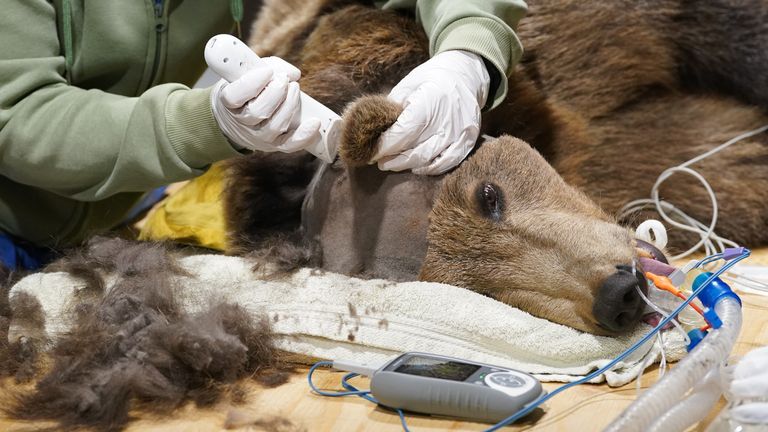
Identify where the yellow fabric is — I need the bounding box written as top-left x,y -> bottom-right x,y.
139,163 -> 228,251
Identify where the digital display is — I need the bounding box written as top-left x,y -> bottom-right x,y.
394,356 -> 480,382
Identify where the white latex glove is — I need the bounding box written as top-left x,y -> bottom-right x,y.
372,50 -> 490,175
729,345 -> 768,424
211,57 -> 321,153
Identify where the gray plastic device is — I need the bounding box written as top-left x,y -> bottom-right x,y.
369,352 -> 546,423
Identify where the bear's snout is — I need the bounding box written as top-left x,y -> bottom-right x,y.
592,265 -> 647,333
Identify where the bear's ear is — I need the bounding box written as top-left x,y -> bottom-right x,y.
339,95 -> 402,166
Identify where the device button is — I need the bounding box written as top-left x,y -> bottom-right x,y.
485,372 -> 534,396
489,373 -> 525,388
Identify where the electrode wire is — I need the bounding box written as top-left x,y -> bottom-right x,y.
620,124 -> 768,260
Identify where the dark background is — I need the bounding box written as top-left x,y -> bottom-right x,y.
242,0 -> 264,41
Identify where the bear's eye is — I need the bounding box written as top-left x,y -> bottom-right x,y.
476,182 -> 504,221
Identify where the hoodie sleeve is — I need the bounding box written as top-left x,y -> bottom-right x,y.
0,0 -> 241,202
384,0 -> 527,109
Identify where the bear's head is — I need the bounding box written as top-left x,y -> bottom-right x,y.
316,95 -> 651,335
419,136 -> 648,334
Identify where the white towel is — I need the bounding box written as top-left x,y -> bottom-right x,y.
8,254 -> 686,387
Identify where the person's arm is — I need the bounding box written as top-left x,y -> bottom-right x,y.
404,0 -> 527,109
0,0 -> 240,202
370,0 -> 527,175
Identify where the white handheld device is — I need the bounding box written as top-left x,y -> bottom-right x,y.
368,352 -> 545,423
204,34 -> 340,163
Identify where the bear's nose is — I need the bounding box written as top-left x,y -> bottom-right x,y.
593,265 -> 647,332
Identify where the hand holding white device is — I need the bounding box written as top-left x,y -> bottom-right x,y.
205,34 -> 340,163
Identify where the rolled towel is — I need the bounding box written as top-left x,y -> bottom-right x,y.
9,254 -> 686,387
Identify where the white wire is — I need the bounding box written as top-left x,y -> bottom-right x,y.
635,285 -> 691,346
681,124 -> 768,168
726,272 -> 768,288
621,199 -> 738,259
657,331 -> 667,379
620,124 -> 768,260
630,258 -> 687,398
722,276 -> 768,294
723,272 -> 768,293
635,333 -> 667,396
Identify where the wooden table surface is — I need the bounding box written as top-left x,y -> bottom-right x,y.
3,260 -> 768,431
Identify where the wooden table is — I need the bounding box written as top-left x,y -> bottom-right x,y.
3,255 -> 768,431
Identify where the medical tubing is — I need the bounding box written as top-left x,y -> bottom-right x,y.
646,369 -> 722,432
484,254 -> 747,431
307,361 -> 374,397
619,124 -> 768,259
603,296 -> 742,432
635,284 -> 690,345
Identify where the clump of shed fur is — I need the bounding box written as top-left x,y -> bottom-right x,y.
1,271 -> 47,383
1,237 -> 286,432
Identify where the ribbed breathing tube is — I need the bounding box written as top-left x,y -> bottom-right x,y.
604,297 -> 742,432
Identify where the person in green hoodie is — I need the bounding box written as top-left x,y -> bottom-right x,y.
0,0 -> 526,269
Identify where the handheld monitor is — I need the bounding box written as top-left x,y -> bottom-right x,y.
369,352 -> 545,423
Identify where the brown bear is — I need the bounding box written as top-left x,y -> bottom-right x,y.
225,0 -> 768,335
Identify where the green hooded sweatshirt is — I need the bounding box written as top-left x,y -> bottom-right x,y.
0,0 -> 526,248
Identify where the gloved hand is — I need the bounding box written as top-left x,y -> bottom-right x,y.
372,50 -> 490,175
729,345 -> 768,424
211,57 -> 321,153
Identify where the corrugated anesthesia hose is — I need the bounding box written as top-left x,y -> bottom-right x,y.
647,368 -> 722,432
604,297 -> 742,432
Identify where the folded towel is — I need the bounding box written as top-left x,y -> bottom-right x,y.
8,254 -> 686,387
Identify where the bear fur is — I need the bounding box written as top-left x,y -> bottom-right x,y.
225,0 -> 768,333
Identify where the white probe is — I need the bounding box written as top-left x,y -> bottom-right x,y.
204,34 -> 340,163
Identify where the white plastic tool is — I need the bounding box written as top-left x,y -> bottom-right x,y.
204,34 -> 340,163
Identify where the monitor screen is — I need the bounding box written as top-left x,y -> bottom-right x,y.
394,356 -> 480,382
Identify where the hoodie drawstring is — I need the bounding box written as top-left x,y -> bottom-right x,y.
230,0 -> 244,38
61,0 -> 74,80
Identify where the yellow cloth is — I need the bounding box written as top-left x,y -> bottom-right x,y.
139,163 -> 228,251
